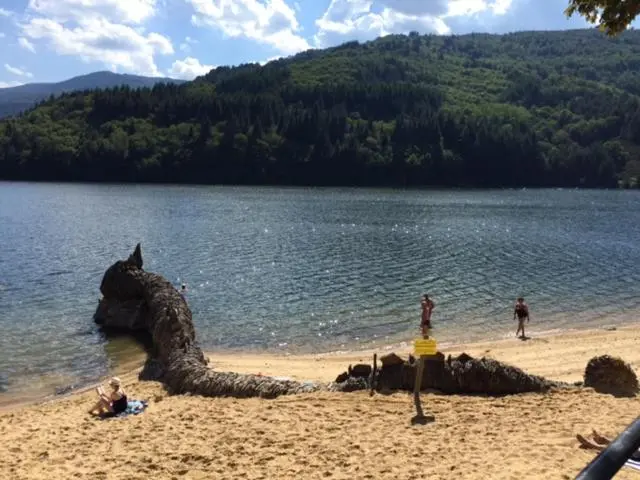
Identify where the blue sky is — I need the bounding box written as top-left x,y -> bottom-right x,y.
0,1 -> 615,86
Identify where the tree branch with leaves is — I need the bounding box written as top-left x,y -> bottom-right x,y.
566,0 -> 640,36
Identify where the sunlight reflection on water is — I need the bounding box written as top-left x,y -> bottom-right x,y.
1,183 -> 640,399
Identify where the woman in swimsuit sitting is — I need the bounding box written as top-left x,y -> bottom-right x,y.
88,377 -> 128,416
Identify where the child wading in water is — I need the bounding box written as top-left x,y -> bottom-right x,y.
513,297 -> 530,339
420,294 -> 435,338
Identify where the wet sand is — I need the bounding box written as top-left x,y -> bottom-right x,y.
1,324 -> 639,479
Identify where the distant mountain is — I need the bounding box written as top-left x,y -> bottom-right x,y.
0,71 -> 186,118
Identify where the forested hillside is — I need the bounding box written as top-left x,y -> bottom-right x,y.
0,71 -> 184,119
1,29 -> 640,188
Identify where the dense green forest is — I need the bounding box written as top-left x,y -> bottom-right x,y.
0,71 -> 185,119
2,29 -> 640,187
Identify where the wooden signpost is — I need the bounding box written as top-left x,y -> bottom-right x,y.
412,337 -> 437,423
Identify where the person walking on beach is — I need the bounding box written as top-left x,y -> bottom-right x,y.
420,294 -> 435,338
514,297 -> 529,339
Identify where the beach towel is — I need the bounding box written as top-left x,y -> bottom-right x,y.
627,458 -> 640,472
98,400 -> 148,420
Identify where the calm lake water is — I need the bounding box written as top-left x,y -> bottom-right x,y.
1,183 -> 640,400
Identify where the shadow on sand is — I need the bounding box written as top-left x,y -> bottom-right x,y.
411,414 -> 436,426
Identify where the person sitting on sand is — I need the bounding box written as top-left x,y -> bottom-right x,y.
420,294 -> 435,338
577,430 -> 640,461
513,297 -> 529,339
88,377 -> 127,416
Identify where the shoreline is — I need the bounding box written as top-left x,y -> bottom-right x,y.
2,321 -> 639,411
1,324 -> 640,479
1,311 -> 632,405
2,180 -> 634,190
208,322 -> 640,383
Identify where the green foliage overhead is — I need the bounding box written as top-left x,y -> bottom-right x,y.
566,0 -> 640,36
1,29 -> 640,188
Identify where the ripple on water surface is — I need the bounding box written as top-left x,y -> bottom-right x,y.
1,184 -> 640,400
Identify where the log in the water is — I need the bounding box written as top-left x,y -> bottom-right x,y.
97,245 -> 633,399
94,244 -> 319,398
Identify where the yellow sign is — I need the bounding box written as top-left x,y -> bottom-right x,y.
414,338 -> 437,356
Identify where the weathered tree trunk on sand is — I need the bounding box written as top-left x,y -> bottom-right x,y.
94,244 -> 320,398
378,352 -> 567,395
95,244 -> 587,399
332,352 -> 571,394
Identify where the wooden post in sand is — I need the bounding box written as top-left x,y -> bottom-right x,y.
369,353 -> 377,396
412,337 -> 437,423
413,355 -> 426,417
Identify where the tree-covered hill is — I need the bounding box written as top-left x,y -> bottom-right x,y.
2,29 -> 640,188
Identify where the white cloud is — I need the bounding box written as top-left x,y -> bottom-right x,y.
18,37 -> 37,53
0,80 -> 23,88
0,33 -> 5,38
0,8 -> 12,17
168,56 -> 214,79
446,0 -> 513,17
26,0 -> 158,25
315,0 -> 514,48
489,0 -> 513,16
18,0 -> 172,76
22,17 -> 173,76
188,0 -> 311,55
4,64 -> 34,78
179,36 -> 198,52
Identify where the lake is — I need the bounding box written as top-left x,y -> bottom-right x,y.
1,183 -> 640,401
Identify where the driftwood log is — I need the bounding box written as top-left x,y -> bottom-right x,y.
95,244 -> 635,400
583,355 -> 639,397
331,351 -> 569,395
94,244 -> 319,398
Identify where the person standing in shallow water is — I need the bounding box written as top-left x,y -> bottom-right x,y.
420,294 -> 435,338
179,283 -> 187,298
514,297 -> 530,339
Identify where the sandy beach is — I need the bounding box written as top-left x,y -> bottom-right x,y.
1,324 -> 640,480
